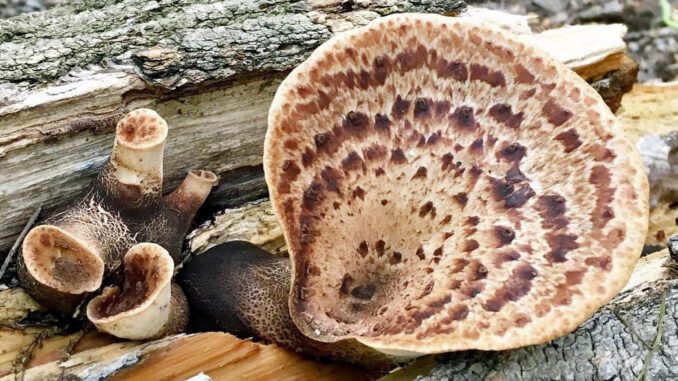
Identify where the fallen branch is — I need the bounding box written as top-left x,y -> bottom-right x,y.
0,1 -> 636,254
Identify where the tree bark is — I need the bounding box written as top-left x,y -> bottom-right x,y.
0,0 -> 634,255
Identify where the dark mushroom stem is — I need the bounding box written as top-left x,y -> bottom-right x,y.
164,170 -> 219,225
18,108 -> 217,317
178,241 -> 396,369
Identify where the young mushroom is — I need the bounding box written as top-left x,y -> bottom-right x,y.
180,13 -> 649,367
86,243 -> 188,339
18,109 -> 217,337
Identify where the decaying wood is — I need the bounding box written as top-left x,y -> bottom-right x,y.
0,0 -> 635,255
588,53 -> 639,113
0,206 -> 40,282
618,83 -> 678,142
188,199 -> 285,255
0,288 -> 42,325
521,20 -> 638,112
519,23 -> 628,71
106,332 -> 369,381
0,332 -> 370,381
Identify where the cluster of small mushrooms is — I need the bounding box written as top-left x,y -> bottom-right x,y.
19,108 -> 217,340
19,13 -> 649,369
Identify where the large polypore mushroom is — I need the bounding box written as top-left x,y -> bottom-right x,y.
18,109 -> 216,338
181,13 -> 649,366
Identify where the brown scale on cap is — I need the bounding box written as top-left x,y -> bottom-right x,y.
263,14 -> 648,356
18,109 -> 216,341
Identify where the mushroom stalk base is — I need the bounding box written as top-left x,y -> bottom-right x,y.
179,241 -> 399,369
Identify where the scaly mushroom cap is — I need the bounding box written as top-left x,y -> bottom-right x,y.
86,243 -> 187,340
264,14 -> 649,355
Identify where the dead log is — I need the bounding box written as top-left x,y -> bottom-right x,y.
0,1 -> 662,379
0,0 -> 635,256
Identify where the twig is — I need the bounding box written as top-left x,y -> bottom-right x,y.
12,328 -> 53,381
0,206 -> 42,281
634,291 -> 667,381
661,0 -> 678,29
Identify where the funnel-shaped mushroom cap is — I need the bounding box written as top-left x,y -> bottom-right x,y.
264,14 -> 649,355
86,243 -> 182,340
19,225 -> 104,313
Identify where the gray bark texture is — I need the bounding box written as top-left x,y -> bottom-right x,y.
0,0 -> 466,254
417,278 -> 678,381
0,0 -> 464,91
